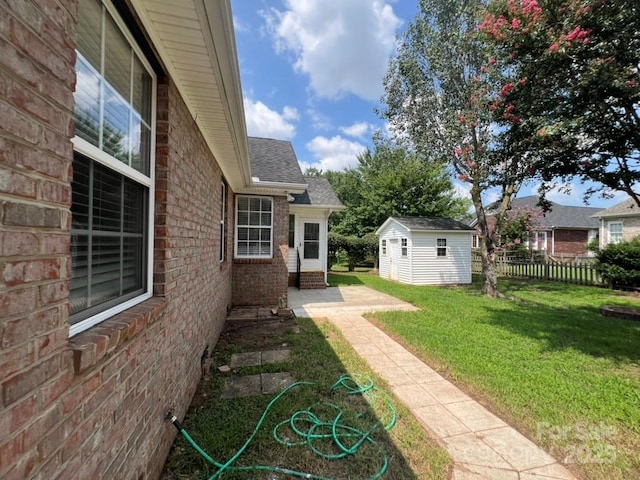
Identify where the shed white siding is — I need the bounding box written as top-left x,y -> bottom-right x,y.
377,218 -> 472,285
410,232 -> 472,284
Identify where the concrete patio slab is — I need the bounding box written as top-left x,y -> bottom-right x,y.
288,286 -> 577,480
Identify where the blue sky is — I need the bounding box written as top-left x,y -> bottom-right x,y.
230,0 -> 626,210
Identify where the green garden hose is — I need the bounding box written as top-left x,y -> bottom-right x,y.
167,375 -> 398,479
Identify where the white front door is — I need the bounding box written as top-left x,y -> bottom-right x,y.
301,219 -> 322,271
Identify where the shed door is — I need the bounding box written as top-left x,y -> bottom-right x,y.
388,238 -> 399,281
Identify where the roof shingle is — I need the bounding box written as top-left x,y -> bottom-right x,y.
247,137 -> 305,185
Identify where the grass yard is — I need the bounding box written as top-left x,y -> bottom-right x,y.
328,272 -> 640,480
162,316 -> 451,479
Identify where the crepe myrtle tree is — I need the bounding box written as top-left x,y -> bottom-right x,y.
480,0 -> 640,206
380,0 -> 537,296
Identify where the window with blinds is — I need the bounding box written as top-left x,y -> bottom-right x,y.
70,0 -> 155,334
235,196 -> 273,258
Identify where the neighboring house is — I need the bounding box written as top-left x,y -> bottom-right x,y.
470,196 -> 602,255
376,217 -> 475,285
593,197 -> 640,248
247,137 -> 344,290
0,1 -> 340,479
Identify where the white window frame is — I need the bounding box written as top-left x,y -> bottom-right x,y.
472,235 -> 478,249
531,231 -> 548,251
401,238 -> 408,257
235,195 -> 274,259
436,238 -> 447,257
69,0 -> 156,337
381,239 -> 387,255
608,221 -> 623,244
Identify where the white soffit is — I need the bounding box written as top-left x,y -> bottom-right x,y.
132,0 -> 251,191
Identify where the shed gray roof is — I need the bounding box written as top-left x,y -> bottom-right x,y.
593,197 -> 640,218
291,177 -> 343,207
247,137 -> 305,184
391,216 -> 475,231
493,196 -> 603,229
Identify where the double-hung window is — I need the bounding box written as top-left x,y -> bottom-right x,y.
70,0 -> 156,335
608,222 -> 623,244
235,196 -> 273,258
437,238 -> 447,257
401,238 -> 408,256
381,239 -> 387,255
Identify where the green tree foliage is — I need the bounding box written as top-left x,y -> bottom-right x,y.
316,135 -> 470,238
499,206 -> 542,247
595,237 -> 640,289
380,0 -> 537,296
328,233 -> 379,272
480,0 -> 640,205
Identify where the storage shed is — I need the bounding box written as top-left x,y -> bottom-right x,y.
375,217 -> 475,285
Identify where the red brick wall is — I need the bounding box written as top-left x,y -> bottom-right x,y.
553,229 -> 589,255
0,2 -> 233,479
232,196 -> 289,307
298,271 -> 327,289
0,1 -> 76,478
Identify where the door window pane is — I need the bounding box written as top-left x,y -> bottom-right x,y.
304,223 -> 320,259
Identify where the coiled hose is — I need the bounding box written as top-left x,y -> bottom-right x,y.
167,374 -> 397,479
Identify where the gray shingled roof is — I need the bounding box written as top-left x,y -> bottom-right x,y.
493,196 -> 603,229
593,197 -> 640,218
392,216 -> 475,231
291,177 -> 343,207
247,137 -> 305,184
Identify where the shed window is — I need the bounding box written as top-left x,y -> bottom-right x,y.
401,238 -> 408,256
381,239 -> 387,255
437,238 -> 447,257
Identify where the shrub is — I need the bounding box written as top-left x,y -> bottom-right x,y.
328,232 -> 379,271
595,237 -> 640,289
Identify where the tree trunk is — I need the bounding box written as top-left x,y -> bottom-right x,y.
471,186 -> 501,297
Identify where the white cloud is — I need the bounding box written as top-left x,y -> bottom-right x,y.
262,0 -> 402,100
302,135 -> 367,171
243,98 -> 298,140
340,122 -> 373,138
233,16 -> 250,34
306,107 -> 333,131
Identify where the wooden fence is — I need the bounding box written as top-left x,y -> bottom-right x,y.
471,252 -> 605,286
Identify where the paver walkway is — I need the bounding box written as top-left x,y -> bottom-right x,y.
288,286 -> 577,480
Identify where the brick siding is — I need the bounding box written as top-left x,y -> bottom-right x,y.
553,229 -> 589,255
289,271 -> 327,289
0,2 -> 234,479
232,196 -> 289,307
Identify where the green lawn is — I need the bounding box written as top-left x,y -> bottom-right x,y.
163,316 -> 451,479
328,272 -> 640,480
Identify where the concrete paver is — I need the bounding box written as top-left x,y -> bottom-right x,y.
288,286 -> 577,480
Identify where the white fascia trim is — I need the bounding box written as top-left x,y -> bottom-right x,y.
289,204 -> 346,211
236,182 -> 308,195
